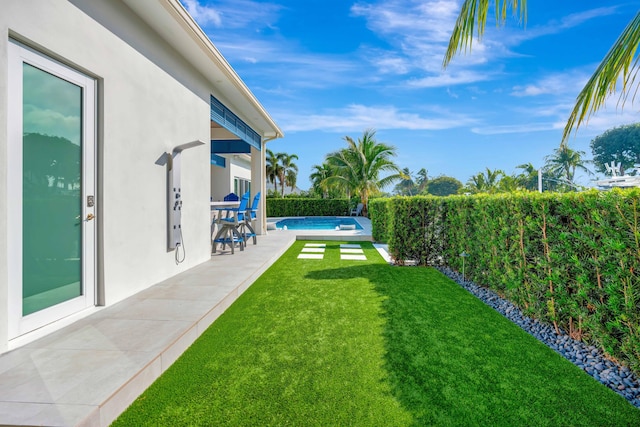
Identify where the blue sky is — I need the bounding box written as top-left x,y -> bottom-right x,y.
183,0 -> 640,191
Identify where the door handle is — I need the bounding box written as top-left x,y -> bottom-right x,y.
86,213 -> 95,221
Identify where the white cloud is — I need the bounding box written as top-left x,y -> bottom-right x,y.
471,89 -> 639,137
216,39 -> 352,69
375,54 -> 412,75
191,0 -> 546,90
510,7 -> 619,43
446,88 -> 459,98
509,67 -> 639,135
408,70 -> 494,88
24,105 -> 81,145
562,102 -> 640,139
523,102 -> 575,119
560,7 -> 619,28
276,104 -> 476,132
471,122 -> 560,135
181,0 -> 281,29
439,5 -> 621,54
181,0 -> 222,26
351,0 -> 459,43
511,69 -> 591,97
350,1 -> 622,87
213,38 -> 363,89
351,0 -> 481,75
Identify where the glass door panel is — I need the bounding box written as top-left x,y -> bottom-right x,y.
22,64 -> 83,315
8,40 -> 96,339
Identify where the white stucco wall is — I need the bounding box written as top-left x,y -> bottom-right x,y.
0,0 -> 218,349
211,162 -> 232,201
230,155 -> 253,184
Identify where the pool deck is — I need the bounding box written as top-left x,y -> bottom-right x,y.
0,217 -> 372,426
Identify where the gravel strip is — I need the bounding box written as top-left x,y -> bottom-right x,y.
435,266 -> 640,408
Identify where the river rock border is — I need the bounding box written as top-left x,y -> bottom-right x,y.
435,266 -> 640,408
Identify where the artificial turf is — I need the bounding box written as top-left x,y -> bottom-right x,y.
113,241 -> 640,426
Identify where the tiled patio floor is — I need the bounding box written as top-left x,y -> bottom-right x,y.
0,218 -> 372,426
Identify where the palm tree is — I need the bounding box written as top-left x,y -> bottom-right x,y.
394,167 -> 417,196
285,169 -> 297,193
543,145 -> 592,189
515,162 -> 540,191
266,150 -> 298,196
325,129 -> 404,215
465,168 -> 505,193
465,173 -> 485,194
325,150 -> 355,199
278,153 -> 298,197
415,168 -> 429,194
497,174 -> 521,192
309,163 -> 333,198
265,149 -> 281,193
443,1 -> 640,144
481,168 -> 504,190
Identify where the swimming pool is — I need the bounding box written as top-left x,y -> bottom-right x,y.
274,216 -> 363,230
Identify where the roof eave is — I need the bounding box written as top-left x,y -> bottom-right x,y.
121,0 -> 284,140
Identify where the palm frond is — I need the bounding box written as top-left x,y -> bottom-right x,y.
443,0 -> 526,67
563,12 -> 640,143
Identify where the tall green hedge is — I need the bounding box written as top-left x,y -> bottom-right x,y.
380,190 -> 640,373
266,198 -> 350,217
388,196 -> 445,266
369,198 -> 391,242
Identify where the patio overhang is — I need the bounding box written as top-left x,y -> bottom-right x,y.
210,95 -> 259,168
210,95 -> 261,153
211,140 -> 250,154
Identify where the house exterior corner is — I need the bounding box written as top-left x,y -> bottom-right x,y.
0,0 -> 282,352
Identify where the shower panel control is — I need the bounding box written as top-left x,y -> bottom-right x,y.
172,187 -> 182,248
167,140 -> 204,250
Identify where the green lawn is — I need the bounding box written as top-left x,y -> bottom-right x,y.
113,241 -> 640,426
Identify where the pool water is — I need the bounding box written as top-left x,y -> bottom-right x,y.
275,216 -> 363,230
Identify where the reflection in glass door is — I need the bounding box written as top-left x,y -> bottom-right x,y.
8,41 -> 96,338
22,63 -> 83,315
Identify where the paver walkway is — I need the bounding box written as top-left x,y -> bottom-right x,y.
0,232 -> 296,427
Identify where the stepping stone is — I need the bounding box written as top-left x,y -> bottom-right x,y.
341,254 -> 367,261
305,243 -> 326,247
298,254 -> 324,259
301,247 -> 325,253
340,248 -> 364,254
340,244 -> 361,248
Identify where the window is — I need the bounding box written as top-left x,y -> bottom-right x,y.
234,177 -> 251,196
